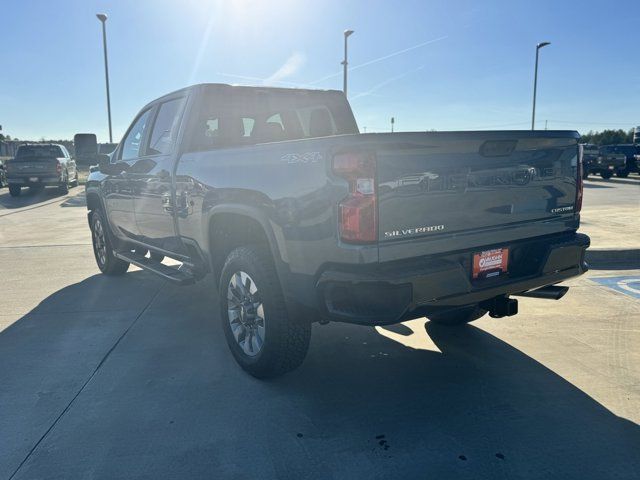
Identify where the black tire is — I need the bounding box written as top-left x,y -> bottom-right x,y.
219,245 -> 311,379
150,251 -> 165,262
71,171 -> 79,187
616,169 -> 629,178
58,172 -> 69,194
90,209 -> 130,275
428,305 -> 487,326
582,169 -> 589,179
600,171 -> 613,180
9,184 -> 21,197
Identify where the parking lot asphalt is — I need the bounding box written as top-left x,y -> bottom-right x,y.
0,181 -> 639,479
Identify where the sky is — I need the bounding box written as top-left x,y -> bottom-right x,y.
0,0 -> 638,142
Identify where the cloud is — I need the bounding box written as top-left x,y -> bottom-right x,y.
350,65 -> 425,101
308,35 -> 448,85
263,52 -> 306,84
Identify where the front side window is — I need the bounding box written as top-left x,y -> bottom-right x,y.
121,109 -> 151,160
147,97 -> 186,155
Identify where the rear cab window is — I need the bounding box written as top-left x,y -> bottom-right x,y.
186,86 -> 358,152
15,145 -> 64,159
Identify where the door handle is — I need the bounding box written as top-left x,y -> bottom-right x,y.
162,191 -> 192,216
161,192 -> 174,214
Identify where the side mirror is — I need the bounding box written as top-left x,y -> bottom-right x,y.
97,154 -> 127,175
98,154 -> 111,172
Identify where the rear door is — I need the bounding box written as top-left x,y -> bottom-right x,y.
130,95 -> 188,255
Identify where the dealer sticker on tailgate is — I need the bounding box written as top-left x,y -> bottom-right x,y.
473,248 -> 509,279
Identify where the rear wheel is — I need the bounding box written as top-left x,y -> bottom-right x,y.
90,209 -> 129,275
428,305 -> 487,326
9,184 -> 21,197
600,170 -> 613,179
220,245 -> 311,379
58,172 -> 69,194
616,169 -> 629,178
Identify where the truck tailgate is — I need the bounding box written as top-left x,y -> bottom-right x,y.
375,131 -> 580,248
9,157 -> 59,175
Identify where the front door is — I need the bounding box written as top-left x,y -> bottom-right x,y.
104,108 -> 152,240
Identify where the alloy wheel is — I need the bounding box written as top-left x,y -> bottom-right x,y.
227,271 -> 265,357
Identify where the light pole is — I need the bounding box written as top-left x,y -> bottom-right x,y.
341,29 -> 354,96
96,13 -> 113,143
531,41 -> 550,130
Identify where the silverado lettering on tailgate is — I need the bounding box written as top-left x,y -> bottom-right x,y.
384,224 -> 445,239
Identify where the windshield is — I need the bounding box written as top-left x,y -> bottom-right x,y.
15,145 -> 64,159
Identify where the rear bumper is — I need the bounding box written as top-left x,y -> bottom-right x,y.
8,176 -> 61,186
316,232 -> 590,325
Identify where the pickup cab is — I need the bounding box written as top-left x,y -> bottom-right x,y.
85,84 -> 589,378
6,143 -> 78,197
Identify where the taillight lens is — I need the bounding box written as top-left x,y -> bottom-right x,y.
56,160 -> 62,174
333,152 -> 377,243
575,144 -> 584,213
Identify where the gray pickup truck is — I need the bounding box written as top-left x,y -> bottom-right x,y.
6,143 -> 78,197
85,84 -> 589,378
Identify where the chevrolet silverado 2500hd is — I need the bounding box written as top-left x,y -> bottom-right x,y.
85,84 -> 589,378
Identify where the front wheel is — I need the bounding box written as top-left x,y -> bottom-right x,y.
9,184 -> 21,197
90,209 -> 129,275
428,305 -> 487,326
220,245 -> 311,379
600,170 -> 613,179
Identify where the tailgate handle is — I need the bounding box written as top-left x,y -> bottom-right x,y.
479,140 -> 517,157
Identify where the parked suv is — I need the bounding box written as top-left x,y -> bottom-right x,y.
6,144 -> 78,197
85,84 -> 589,378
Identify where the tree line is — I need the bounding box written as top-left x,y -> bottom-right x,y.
579,128 -> 635,145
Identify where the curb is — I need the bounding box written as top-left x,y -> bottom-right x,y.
586,249 -> 640,268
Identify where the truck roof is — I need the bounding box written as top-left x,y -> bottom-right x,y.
142,83 -> 345,111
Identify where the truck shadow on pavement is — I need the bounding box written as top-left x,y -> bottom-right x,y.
1,274 -> 638,479
586,176 -> 640,187
0,186 -> 79,209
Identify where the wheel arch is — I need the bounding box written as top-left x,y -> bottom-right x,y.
205,205 -> 287,286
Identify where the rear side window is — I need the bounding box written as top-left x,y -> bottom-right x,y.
120,109 -> 151,160
147,97 -> 186,155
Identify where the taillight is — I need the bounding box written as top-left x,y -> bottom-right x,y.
56,160 -> 62,174
575,144 -> 584,213
333,152 -> 377,243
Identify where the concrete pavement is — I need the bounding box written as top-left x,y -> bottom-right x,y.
0,184 -> 638,479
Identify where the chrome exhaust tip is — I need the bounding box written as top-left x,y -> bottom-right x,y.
515,285 -> 569,300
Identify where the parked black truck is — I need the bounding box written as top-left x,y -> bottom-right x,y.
85,84 -> 589,378
582,144 -> 626,179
